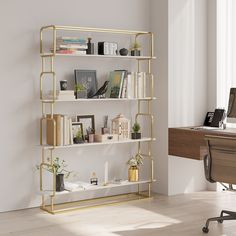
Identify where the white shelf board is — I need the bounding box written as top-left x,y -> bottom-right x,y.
41,179 -> 156,196
41,97 -> 157,103
41,53 -> 156,60
42,137 -> 155,150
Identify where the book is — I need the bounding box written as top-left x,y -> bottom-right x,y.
105,71 -> 126,98
56,49 -> 87,55
46,114 -> 62,146
57,37 -> 87,44
58,44 -> 88,50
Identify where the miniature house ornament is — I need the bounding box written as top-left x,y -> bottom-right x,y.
111,113 -> 130,140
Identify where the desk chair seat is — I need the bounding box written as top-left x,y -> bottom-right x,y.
202,135 -> 236,233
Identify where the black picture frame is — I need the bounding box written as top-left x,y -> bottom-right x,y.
77,115 -> 95,136
72,122 -> 84,143
74,70 -> 98,98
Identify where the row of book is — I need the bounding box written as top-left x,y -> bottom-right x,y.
55,37 -> 87,55
46,114 -> 73,146
106,71 -> 150,99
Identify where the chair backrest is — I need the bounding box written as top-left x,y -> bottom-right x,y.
205,135 -> 236,184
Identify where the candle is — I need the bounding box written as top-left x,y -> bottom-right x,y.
104,161 -> 108,185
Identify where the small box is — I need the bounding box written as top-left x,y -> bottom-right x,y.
98,42 -> 118,55
94,134 -> 118,142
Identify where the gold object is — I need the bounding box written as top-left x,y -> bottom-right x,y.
128,166 -> 139,182
39,25 -> 155,214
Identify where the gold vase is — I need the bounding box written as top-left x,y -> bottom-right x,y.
128,166 -> 139,182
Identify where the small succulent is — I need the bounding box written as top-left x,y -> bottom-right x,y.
131,41 -> 141,50
132,122 -> 141,133
75,83 -> 86,92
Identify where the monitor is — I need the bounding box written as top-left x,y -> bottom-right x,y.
227,88 -> 236,123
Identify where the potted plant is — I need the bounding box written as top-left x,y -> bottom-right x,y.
127,154 -> 143,182
130,41 -> 141,56
37,157 -> 72,192
131,122 -> 141,139
73,129 -> 84,144
75,83 -> 87,99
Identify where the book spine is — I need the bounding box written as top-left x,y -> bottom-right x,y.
118,72 -> 125,98
63,115 -> 67,146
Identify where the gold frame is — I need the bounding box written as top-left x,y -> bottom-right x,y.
39,25 -> 155,214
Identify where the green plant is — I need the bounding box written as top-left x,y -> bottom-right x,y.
132,122 -> 141,133
127,154 -> 143,167
75,83 -> 86,92
37,157 -> 72,178
76,130 -> 83,140
131,41 -> 141,50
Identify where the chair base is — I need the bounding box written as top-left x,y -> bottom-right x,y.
202,210 -> 236,233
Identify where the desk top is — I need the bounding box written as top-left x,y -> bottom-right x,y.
169,127 -> 236,160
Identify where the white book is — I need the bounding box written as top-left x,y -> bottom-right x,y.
69,118 -> 73,145
121,77 -> 127,98
63,115 -> 67,146
137,72 -> 144,98
60,116 -> 64,146
127,72 -> 136,99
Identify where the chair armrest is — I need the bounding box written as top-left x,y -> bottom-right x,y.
204,154 -> 215,183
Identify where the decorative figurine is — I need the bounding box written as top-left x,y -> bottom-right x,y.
111,113 -> 130,140
86,37 -> 94,55
89,81 -> 109,98
119,48 -> 128,56
90,172 -> 98,185
101,115 -> 109,134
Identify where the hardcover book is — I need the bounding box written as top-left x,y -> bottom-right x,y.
105,71 -> 125,98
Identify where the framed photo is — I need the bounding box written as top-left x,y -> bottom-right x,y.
77,115 -> 95,136
72,122 -> 84,143
74,70 -> 98,98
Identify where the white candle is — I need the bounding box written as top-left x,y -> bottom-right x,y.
104,161 -> 108,185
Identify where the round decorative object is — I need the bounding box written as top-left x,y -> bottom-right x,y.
128,166 -> 139,182
119,48 -> 128,56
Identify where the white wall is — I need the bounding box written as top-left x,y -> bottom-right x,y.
0,0 -> 151,212
0,0 -> 212,212
168,0 -> 208,195
150,0 -> 169,195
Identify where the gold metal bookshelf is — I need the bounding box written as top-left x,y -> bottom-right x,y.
39,25 -> 156,214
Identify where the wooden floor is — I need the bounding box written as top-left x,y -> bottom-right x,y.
0,191 -> 236,236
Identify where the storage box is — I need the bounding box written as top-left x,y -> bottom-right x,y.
94,134 -> 118,142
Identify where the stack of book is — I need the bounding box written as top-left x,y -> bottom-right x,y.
105,71 -> 149,99
46,114 -> 73,146
46,90 -> 75,100
55,37 -> 87,55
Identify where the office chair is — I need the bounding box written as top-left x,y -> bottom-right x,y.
202,135 -> 236,233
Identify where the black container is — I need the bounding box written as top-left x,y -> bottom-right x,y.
86,38 -> 94,55
73,137 -> 84,144
60,80 -> 67,90
56,174 -> 65,192
131,50 -> 141,56
131,132 -> 141,139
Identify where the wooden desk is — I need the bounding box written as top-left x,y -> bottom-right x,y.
169,127 -> 236,160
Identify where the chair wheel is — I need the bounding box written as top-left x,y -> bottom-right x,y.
202,227 -> 209,233
217,219 -> 223,223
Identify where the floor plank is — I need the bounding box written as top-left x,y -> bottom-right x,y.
0,191 -> 236,236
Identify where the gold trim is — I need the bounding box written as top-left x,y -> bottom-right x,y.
39,25 -> 155,214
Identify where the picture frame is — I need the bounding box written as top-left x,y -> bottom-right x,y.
77,115 -> 95,137
74,70 -> 98,98
72,122 -> 84,144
